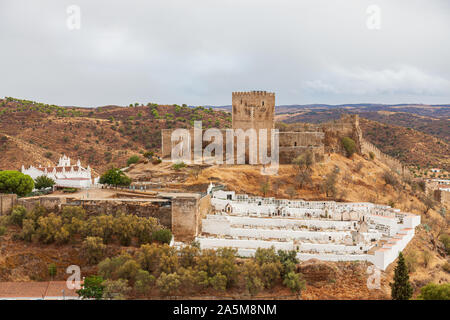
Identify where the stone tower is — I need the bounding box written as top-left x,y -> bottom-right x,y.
232,91 -> 275,133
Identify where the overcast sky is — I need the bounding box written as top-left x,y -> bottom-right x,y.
0,0 -> 449,107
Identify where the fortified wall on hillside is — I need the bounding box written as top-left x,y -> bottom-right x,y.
162,91 -> 407,171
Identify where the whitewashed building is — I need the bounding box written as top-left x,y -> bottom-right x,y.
22,155 -> 98,189
197,184 -> 421,270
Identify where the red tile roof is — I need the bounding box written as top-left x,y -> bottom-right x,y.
37,166 -> 81,173
0,281 -> 79,299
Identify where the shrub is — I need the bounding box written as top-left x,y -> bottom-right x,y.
439,234 -> 450,255
135,270 -> 155,295
369,151 -> 375,160
20,218 -> 35,242
81,236 -> 106,264
422,250 -> 432,268
143,151 -> 154,159
48,263 -> 57,278
283,271 -> 306,294
341,137 -> 356,157
0,225 -> 6,236
210,273 -> 227,291
10,206 -> 28,227
241,261 -> 264,296
156,272 -> 180,295
152,229 -> 172,244
382,170 -> 399,189
152,158 -> 162,165
77,275 -> 104,300
417,283 -> 450,300
172,162 -> 186,171
404,251 -> 418,273
442,263 -> 450,274
127,155 -> 140,166
34,175 -> 55,190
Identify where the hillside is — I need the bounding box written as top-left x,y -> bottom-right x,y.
279,113 -> 449,171
282,108 -> 449,143
126,153 -> 450,298
0,98 -> 231,173
360,118 -> 449,171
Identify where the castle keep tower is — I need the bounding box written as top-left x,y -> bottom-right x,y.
232,91 -> 275,133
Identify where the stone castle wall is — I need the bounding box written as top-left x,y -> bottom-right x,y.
0,194 -> 17,215
232,91 -> 275,133
172,194 -> 211,241
161,92 -> 408,172
360,138 -> 410,176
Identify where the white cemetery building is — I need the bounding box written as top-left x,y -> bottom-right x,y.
197,184 -> 421,270
22,155 -> 97,189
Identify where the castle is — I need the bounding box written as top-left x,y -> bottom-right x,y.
21,155 -> 98,189
162,90 -> 369,165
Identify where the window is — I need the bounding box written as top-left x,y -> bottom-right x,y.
294,142 -> 297,146
262,101 -> 265,106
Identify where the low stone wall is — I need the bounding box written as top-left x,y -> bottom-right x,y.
64,199 -> 172,229
435,189 -> 450,206
172,194 -> 211,242
0,194 -> 17,215
17,197 -> 65,212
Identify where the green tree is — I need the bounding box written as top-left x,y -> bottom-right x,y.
260,180 -> 270,197
390,252 -> 413,300
135,269 -> 155,295
440,234 -> 450,255
322,166 -> 339,198
99,168 -> 131,187
81,236 -> 106,264
48,263 -> 57,279
156,272 -> 181,295
210,273 -> 227,291
260,262 -> 282,289
77,275 -> 105,300
0,170 -> 34,196
152,229 -> 172,244
241,261 -> 264,296
277,250 -> 298,277
34,175 -> 55,190
341,137 -> 356,157
102,279 -> 131,300
283,271 -> 306,294
9,206 -> 28,227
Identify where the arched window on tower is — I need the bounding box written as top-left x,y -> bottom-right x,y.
294,142 -> 297,146
262,101 -> 264,106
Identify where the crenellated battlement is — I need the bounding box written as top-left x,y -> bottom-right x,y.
232,91 -> 275,97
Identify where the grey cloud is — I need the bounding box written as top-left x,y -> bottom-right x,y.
0,0 -> 449,107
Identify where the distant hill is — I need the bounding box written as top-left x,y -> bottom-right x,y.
212,103 -> 450,119
280,109 -> 449,170
0,98 -> 231,173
